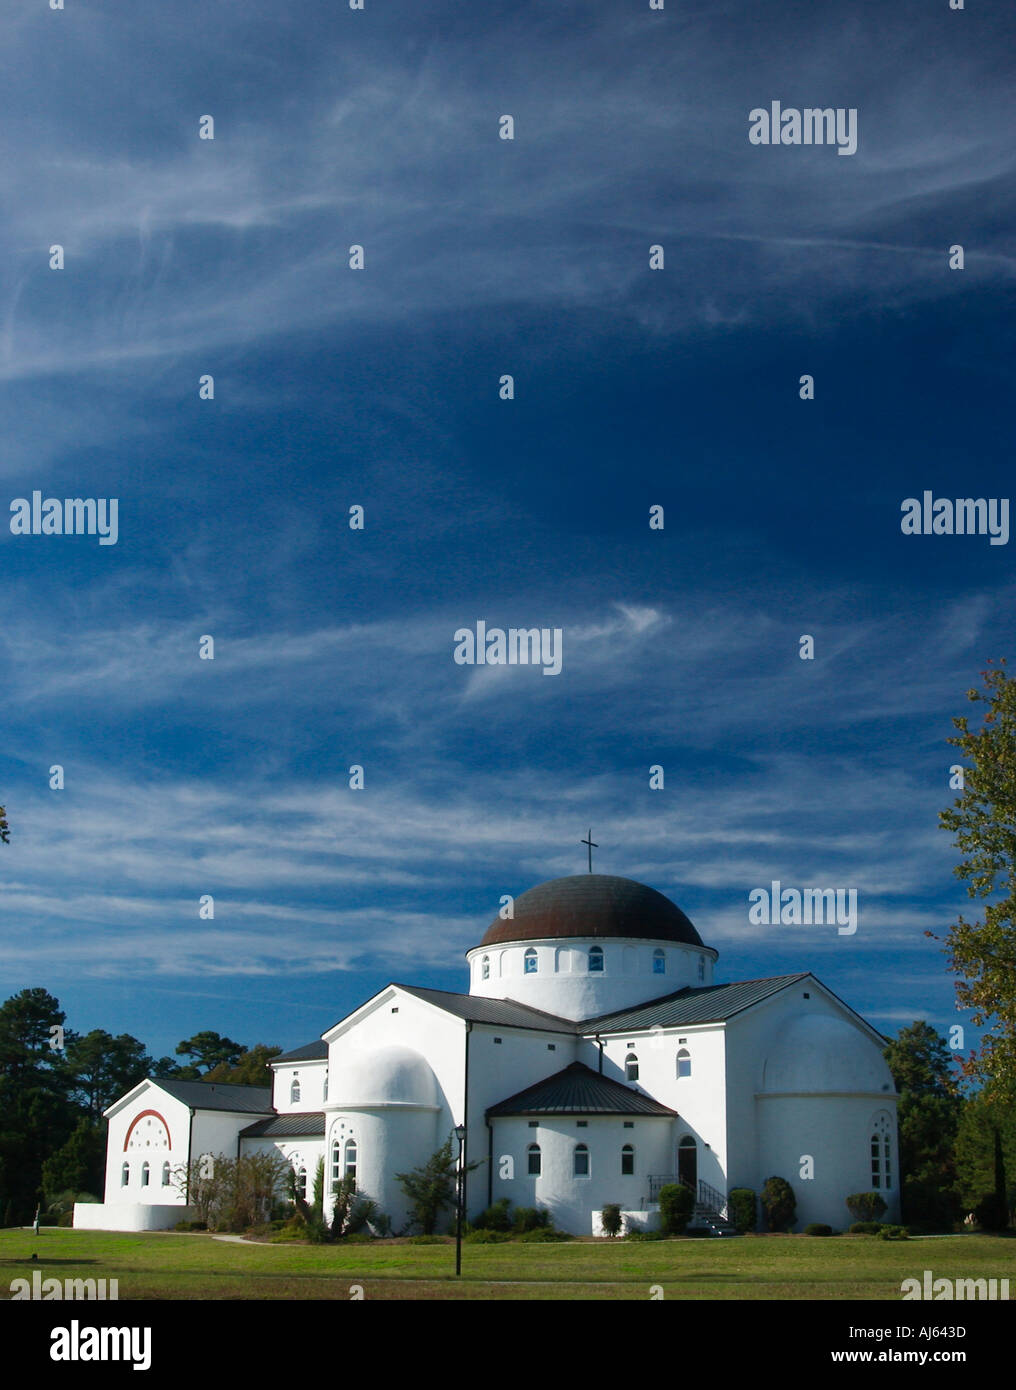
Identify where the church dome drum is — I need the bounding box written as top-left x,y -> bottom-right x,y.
467,874 -> 716,1021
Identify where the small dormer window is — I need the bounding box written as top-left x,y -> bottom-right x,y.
524,948 -> 538,975
625,1052 -> 639,1081
290,1076 -> 301,1105
481,954 -> 490,981
589,945 -> 604,974
653,949 -> 665,975
677,1048 -> 691,1078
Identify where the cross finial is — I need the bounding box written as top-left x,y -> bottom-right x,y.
581,828 -> 598,873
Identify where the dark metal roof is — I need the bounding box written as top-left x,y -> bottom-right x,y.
584,974 -> 811,1032
393,984 -> 579,1034
479,874 -> 705,948
153,1079 -> 273,1114
487,1061 -> 677,1117
239,1112 -> 326,1138
273,1040 -> 328,1064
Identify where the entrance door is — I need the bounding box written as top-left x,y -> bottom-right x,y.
678,1136 -> 697,1191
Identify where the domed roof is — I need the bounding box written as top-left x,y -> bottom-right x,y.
328,1045 -> 439,1108
479,874 -> 705,949
762,1015 -> 895,1095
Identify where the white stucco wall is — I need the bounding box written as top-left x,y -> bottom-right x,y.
488,1115 -> 674,1233
589,1025 -> 728,1194
272,1059 -> 327,1112
103,1085 -> 193,1206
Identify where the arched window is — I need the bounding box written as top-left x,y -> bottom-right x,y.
331,1140 -> 341,1191
625,1051 -> 639,1081
589,945 -> 604,974
296,1166 -> 307,1200
697,956 -> 705,982
574,1143 -> 590,1176
141,1161 -> 150,1187
161,1162 -> 170,1186
481,954 -> 490,981
527,1143 -> 541,1176
621,1144 -> 635,1175
344,1140 -> 357,1183
524,948 -> 538,974
290,1076 -> 301,1105
677,1048 -> 691,1078
121,1162 -> 130,1188
653,949 -> 666,975
871,1112 -> 893,1189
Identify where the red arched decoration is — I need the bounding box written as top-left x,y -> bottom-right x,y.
123,1109 -> 172,1152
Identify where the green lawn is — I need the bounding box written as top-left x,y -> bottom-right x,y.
2,1228 -> 1014,1300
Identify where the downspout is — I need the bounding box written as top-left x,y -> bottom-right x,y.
462,1022 -> 472,1218
186,1109 -> 194,1207
596,1035 -> 604,1074
486,1117 -> 494,1208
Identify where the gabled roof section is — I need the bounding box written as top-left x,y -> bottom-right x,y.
392,983 -> 579,1035
487,1061 -> 677,1117
239,1112 -> 326,1138
581,974 -> 812,1033
149,1079 -> 273,1114
273,1040 -> 328,1064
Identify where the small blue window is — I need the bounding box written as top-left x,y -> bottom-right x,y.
524,948 -> 538,975
589,946 -> 604,974
653,949 -> 665,975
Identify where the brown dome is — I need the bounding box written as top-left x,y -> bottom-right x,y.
479,874 -> 704,948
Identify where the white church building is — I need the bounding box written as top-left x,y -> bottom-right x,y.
75,874 -> 900,1235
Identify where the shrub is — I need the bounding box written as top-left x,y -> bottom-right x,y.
464,1229 -> 511,1244
685,1227 -> 712,1238
173,1220 -> 208,1232
342,1231 -> 373,1244
407,1234 -> 447,1244
845,1192 -> 888,1224
849,1221 -> 886,1235
973,1192 -> 1009,1231
727,1188 -> 757,1234
624,1229 -> 665,1241
658,1184 -> 695,1235
804,1223 -> 834,1237
761,1177 -> 797,1232
512,1206 -> 550,1233
473,1198 -> 513,1232
515,1227 -> 570,1242
600,1204 -> 623,1238
876,1224 -> 909,1241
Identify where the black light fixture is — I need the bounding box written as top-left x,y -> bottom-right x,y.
453,1124 -> 467,1277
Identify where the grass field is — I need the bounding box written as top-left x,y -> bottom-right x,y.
2,1228 -> 1014,1300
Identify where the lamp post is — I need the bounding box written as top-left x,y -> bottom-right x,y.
453,1124 -> 466,1277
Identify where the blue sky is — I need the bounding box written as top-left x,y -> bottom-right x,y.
2,0 -> 1015,1066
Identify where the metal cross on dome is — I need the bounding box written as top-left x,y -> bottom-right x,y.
580,828 -> 598,873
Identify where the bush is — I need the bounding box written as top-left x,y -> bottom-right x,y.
685,1227 -> 712,1238
804,1223 -> 834,1237
173,1220 -> 208,1232
341,1231 -> 373,1244
407,1234 -> 447,1244
845,1192 -> 888,1224
849,1221 -> 886,1235
515,1228 -> 570,1242
761,1177 -> 797,1233
658,1184 -> 695,1235
600,1204 -> 623,1238
473,1198 -> 513,1232
512,1206 -> 550,1233
877,1224 -> 909,1241
624,1228 -> 665,1241
973,1192 -> 1009,1232
464,1229 -> 511,1244
727,1188 -> 757,1234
